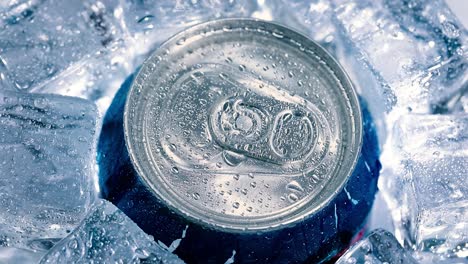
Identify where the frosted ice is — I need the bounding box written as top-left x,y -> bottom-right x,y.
121,0 -> 257,43
367,192 -> 394,233
331,0 -> 467,115
0,247 -> 43,264
0,1 -> 259,115
445,85 -> 468,114
0,90 -> 97,252
336,229 -> 417,264
275,0 -> 343,55
39,199 -> 184,264
0,0 -> 126,92
275,0 -> 466,145
380,114 -> 468,261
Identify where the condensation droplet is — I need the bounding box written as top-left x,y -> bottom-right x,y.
288,193 -> 299,203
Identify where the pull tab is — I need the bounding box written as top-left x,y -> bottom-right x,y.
209,90 -> 318,165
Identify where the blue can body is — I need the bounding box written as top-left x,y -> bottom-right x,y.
98,73 -> 381,264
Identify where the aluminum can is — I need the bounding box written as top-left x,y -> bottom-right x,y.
98,19 -> 381,264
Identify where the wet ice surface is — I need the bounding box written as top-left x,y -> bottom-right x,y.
380,114 -> 468,262
39,199 -> 184,264
0,0 -> 258,114
278,0 -> 467,141
0,91 -> 97,253
0,247 -> 43,264
331,0 -> 466,113
336,229 -> 418,264
0,0 -> 124,91
0,0 -> 134,114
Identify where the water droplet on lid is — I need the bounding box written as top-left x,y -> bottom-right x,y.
272,31 -> 284,38
33,98 -> 47,108
219,73 -> 228,79
233,202 -> 240,209
192,193 -> 200,200
286,180 -> 304,193
241,189 -> 248,195
250,182 -> 257,188
287,193 -> 299,203
246,206 -> 253,212
238,65 -> 246,71
67,238 -> 78,249
171,167 -> 179,173
176,38 -> 185,45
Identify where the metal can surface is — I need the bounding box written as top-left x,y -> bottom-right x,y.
98,19 -> 381,264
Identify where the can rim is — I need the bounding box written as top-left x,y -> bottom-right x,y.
124,18 -> 363,233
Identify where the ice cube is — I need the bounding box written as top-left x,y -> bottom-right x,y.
336,229 -> 418,264
275,0 -> 466,143
435,82 -> 468,114
367,192 -> 395,233
330,0 -> 467,115
380,114 -> 468,261
1,1 -> 260,115
0,247 -> 44,264
119,0 -> 259,67
0,90 -> 98,252
39,199 -> 184,264
0,0 -> 126,91
274,0 -> 342,55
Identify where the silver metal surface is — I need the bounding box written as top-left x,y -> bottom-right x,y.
124,19 -> 362,232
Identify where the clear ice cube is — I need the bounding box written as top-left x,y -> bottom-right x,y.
0,90 -> 98,252
380,114 -> 468,261
120,0 -> 257,45
0,1 -> 260,115
0,0 -> 126,92
275,0 -> 344,55
39,199 -> 184,264
276,0 -> 467,143
336,229 -> 418,264
330,0 -> 467,114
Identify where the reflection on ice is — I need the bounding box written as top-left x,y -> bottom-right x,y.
40,199 -> 184,264
380,114 -> 468,261
0,91 -> 98,255
336,229 -> 417,264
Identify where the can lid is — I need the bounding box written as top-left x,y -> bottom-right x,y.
124,19 -> 362,232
